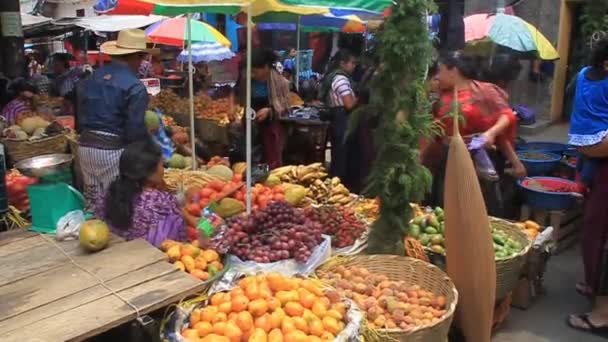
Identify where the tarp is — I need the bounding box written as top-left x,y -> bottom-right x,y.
21,13 -> 52,28
70,15 -> 166,32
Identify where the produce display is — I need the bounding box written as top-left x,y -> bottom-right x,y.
6,169 -> 36,212
207,156 -> 231,168
181,273 -> 350,342
219,202 -> 324,263
348,198 -> 380,224
317,266 -> 447,330
168,153 -> 194,169
150,89 -> 233,126
161,239 -> 224,281
164,169 -> 221,192
3,113 -> 65,141
407,206 -> 524,258
79,219 -> 110,252
514,220 -> 541,240
304,205 -> 367,248
526,179 -> 575,193
269,163 -> 327,186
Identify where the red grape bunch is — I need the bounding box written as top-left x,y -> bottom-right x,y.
222,202 -> 324,263
304,205 -> 367,248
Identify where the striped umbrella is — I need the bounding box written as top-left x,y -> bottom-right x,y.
464,13 -> 559,60
256,13 -> 367,33
177,42 -> 235,63
145,17 -> 231,47
279,0 -> 392,16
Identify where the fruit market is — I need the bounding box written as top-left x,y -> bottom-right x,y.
1,1 -> 607,342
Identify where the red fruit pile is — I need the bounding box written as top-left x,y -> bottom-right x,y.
304,205 -> 367,248
6,170 -> 37,212
220,202 -> 323,263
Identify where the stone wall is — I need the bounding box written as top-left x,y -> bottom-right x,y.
464,0 -> 562,121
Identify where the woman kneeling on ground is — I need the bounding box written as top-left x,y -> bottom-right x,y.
96,138 -> 199,246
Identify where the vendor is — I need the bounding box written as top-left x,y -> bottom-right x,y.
422,51 -> 524,216
96,139 -> 198,246
77,29 -> 153,210
240,49 -> 290,169
49,53 -> 82,116
1,80 -> 37,125
319,49 -> 358,185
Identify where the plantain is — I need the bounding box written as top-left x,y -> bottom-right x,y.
270,165 -> 295,176
328,194 -> 346,203
331,177 -> 341,187
332,184 -> 350,196
339,196 -> 353,205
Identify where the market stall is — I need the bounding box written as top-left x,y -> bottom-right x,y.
0,230 -> 207,342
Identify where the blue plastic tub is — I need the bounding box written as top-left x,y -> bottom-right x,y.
516,141 -> 573,156
518,177 -> 581,210
516,151 -> 562,176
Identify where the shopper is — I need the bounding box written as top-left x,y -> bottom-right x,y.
422,51 -> 524,216
97,139 -> 197,247
567,37 -> 608,337
319,49 -> 358,183
1,80 -> 37,125
77,29 -> 153,210
241,49 -> 290,169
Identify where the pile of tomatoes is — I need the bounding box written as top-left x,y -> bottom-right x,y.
6,170 -> 37,212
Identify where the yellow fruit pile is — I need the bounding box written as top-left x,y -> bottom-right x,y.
161,240 -> 224,281
181,273 -> 349,342
317,266 -> 447,331
514,220 -> 541,240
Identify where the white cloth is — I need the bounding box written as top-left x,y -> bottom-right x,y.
329,75 -> 353,108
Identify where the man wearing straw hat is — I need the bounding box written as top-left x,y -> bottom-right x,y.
77,29 -> 157,211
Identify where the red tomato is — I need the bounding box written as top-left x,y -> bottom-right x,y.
272,185 -> 284,194
232,174 -> 243,183
200,187 -> 214,198
188,203 -> 202,216
258,199 -> 269,209
199,199 -> 209,209
186,226 -> 197,241
208,180 -> 225,192
273,194 -> 285,202
235,192 -> 244,201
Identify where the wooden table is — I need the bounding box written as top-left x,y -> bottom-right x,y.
0,230 -> 207,342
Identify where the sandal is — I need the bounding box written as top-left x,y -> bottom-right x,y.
567,314 -> 608,338
576,282 -> 594,297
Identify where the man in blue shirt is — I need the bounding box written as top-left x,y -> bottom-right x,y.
76,29 -> 156,211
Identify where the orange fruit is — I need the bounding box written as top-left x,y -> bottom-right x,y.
201,334 -> 229,342
232,294 -> 250,312
268,311 -> 282,330
190,308 -> 201,326
231,287 -> 245,298
307,337 -> 322,342
181,255 -> 196,272
195,321 -> 214,337
320,331 -> 335,340
325,309 -> 343,321
276,291 -> 299,306
283,330 -> 307,342
254,314 -> 272,333
297,289 -> 316,309
259,282 -> 273,299
194,256 -> 208,270
268,328 -> 284,342
267,272 -> 287,292
281,317 -> 296,334
201,306 -> 218,322
300,280 -> 323,297
219,301 -> 233,314
248,328 -> 268,342
284,302 -> 304,317
211,260 -> 224,271
203,249 -> 219,262
236,311 -> 254,332
332,302 -> 347,317
211,292 -> 229,306
248,298 -> 269,317
311,300 -> 327,318
239,276 -> 256,290
213,312 -> 228,324
245,282 -> 261,301
190,269 -> 209,281
322,316 -> 340,335
182,328 -> 199,341
267,297 -> 281,311
213,321 -> 227,335
308,318 -> 324,337
224,321 -> 243,342
291,317 -> 308,334
228,312 -> 238,321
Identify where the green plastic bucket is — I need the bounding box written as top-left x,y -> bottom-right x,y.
28,182 -> 86,234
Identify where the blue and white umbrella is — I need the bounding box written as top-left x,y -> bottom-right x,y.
177,41 -> 235,63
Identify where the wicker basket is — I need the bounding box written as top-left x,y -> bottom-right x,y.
317,255 -> 458,342
491,217 -> 533,301
424,217 -> 533,301
2,132 -> 72,164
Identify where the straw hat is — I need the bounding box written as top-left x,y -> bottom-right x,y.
100,29 -> 158,56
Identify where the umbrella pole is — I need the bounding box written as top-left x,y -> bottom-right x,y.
295,16 -> 301,92
246,5 -> 253,214
187,13 -> 197,170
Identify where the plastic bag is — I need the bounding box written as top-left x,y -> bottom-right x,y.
468,135 -> 498,181
211,235 -> 332,293
56,210 -> 86,241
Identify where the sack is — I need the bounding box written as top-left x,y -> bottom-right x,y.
56,210 -> 86,241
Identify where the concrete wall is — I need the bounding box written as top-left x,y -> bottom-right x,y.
42,0 -> 96,19
465,0 -> 562,121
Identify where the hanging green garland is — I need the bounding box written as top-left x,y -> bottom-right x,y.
364,0 -> 438,255
581,0 -> 608,43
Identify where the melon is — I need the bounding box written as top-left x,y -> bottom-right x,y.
207,164 -> 233,181
145,110 -> 161,131
169,153 -> 187,169
79,219 -> 110,252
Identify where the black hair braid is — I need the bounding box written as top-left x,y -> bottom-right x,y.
589,37 -> 608,80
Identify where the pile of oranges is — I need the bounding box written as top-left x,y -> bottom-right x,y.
181,273 -> 349,342
161,240 -> 224,281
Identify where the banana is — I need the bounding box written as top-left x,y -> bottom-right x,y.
339,196 -> 353,205
328,194 -> 346,203
332,184 -> 350,196
331,177 -> 341,187
270,165 -> 294,176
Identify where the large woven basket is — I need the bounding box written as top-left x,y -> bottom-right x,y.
317,255 -> 458,342
490,217 -> 533,301
2,132 -> 71,164
425,217 -> 533,301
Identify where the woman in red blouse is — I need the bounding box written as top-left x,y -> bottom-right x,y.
422,51 -> 525,214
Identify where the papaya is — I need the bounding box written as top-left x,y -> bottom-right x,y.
284,185 -> 307,205
214,198 -> 245,218
208,165 -> 234,181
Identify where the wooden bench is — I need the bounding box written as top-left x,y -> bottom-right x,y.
520,204 -> 583,254
0,230 -> 206,342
